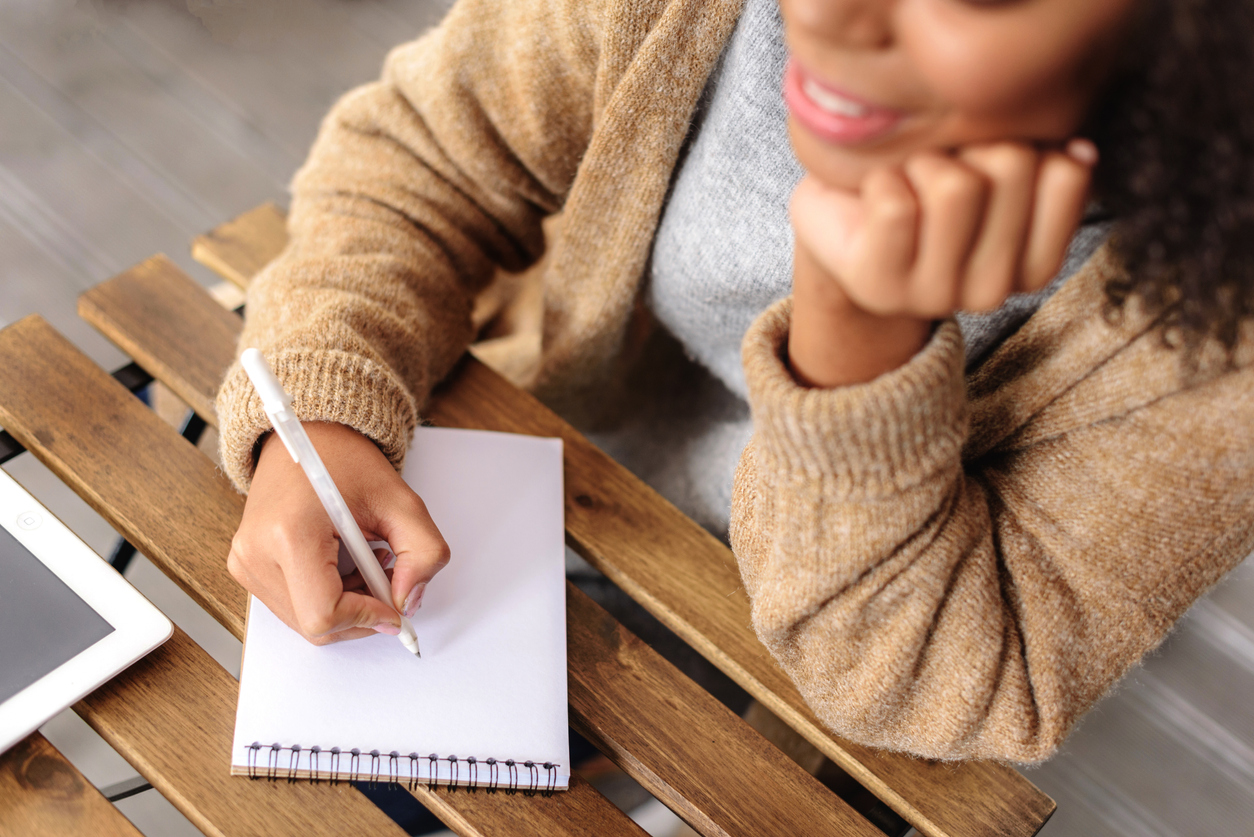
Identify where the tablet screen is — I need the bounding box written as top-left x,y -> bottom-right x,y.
0,525 -> 114,703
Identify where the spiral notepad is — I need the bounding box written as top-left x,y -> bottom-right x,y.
230,426 -> 570,793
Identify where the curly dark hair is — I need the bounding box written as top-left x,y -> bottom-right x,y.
1087,0 -> 1254,349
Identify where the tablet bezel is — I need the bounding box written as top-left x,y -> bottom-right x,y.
0,467 -> 173,754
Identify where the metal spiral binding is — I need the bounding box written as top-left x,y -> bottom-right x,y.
485,757 -> 499,793
504,759 -> 518,794
523,761 -> 538,797
245,742 -> 561,795
407,753 -> 421,791
286,745 -> 301,784
427,753 -> 440,792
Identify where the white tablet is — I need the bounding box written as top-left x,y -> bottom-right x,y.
0,467 -> 172,754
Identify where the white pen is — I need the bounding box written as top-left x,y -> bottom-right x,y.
240,348 -> 421,657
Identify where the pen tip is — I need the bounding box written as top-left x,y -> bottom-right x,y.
398,618 -> 421,657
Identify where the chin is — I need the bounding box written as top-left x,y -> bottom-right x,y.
788,118 -> 907,192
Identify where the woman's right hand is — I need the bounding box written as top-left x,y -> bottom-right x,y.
228,421 -> 450,645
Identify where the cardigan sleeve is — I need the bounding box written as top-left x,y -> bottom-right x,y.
731,295 -> 1254,762
215,0 -> 605,490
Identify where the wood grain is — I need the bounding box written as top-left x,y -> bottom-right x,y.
0,733 -> 142,837
0,314 -> 643,837
190,202 -> 288,289
566,586 -> 880,837
79,261 -> 882,836
189,205 -> 1057,837
80,254 -> 239,424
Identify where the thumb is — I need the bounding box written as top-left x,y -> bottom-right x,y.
286,560 -> 403,639
333,590 -> 405,636
369,483 -> 451,618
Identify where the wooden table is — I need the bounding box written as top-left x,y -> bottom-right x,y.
0,204 -> 1055,837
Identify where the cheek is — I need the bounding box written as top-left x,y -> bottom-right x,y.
897,0 -> 1140,138
902,25 -> 1088,128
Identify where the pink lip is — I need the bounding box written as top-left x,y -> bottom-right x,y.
783,59 -> 903,146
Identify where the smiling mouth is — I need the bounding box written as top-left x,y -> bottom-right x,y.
783,59 -> 904,145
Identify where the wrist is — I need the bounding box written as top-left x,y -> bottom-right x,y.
256,422 -> 374,471
788,245 -> 932,388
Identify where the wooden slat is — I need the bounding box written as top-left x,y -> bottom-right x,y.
191,205 -> 1057,837
78,254 -> 238,424
566,588 -> 878,837
80,260 -> 881,837
0,733 -> 142,837
0,315 -> 643,837
190,202 -> 287,290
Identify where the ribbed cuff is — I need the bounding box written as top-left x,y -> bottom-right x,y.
741,297 -> 968,498
215,348 -> 419,493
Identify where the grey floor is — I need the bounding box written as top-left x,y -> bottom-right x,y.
2,2 -> 1253,836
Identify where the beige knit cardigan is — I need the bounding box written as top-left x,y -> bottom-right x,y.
216,0 -> 1254,762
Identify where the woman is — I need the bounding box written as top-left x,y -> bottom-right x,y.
219,0 -> 1254,761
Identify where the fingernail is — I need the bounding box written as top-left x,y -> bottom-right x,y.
382,550 -> 397,570
402,582 -> 427,618
1067,138 -> 1099,166
373,622 -> 401,636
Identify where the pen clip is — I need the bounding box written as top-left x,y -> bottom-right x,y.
240,348 -> 303,464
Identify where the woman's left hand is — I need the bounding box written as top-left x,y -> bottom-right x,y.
787,139 -> 1098,388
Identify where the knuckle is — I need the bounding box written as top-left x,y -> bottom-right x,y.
401,490 -> 431,519
934,168 -> 985,206
865,166 -> 907,196
1040,151 -> 1089,190
228,530 -> 254,561
226,545 -> 247,580
266,522 -> 300,558
789,184 -> 823,228
904,151 -> 945,180
872,193 -> 916,227
433,539 -> 452,569
908,153 -> 983,208
298,609 -> 338,639
970,143 -> 1035,181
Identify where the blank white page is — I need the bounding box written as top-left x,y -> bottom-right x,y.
231,427 -> 569,791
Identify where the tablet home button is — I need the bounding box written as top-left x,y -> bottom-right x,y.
16,511 -> 42,530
